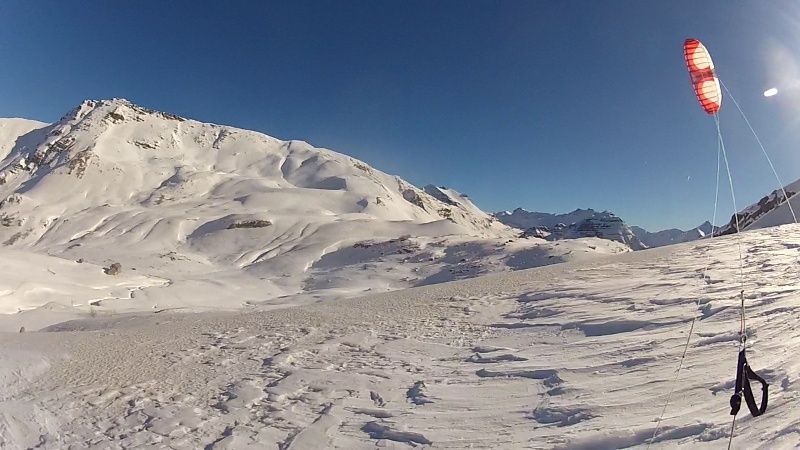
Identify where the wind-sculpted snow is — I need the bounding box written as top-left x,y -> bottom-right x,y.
3,225 -> 800,448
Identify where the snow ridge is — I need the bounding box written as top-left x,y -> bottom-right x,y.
717,178 -> 800,235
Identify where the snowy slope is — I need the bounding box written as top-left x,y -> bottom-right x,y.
717,178 -> 800,235
0,99 -> 624,315
0,250 -> 164,314
3,224 -> 800,449
0,118 -> 48,159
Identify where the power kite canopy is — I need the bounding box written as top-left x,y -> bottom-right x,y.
650,38 -> 787,450
683,38 -> 722,115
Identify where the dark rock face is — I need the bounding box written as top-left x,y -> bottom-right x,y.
717,191 -> 795,236
104,262 -> 122,276
226,220 -> 272,230
401,189 -> 425,209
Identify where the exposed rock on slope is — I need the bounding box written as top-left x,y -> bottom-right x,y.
716,178 -> 800,235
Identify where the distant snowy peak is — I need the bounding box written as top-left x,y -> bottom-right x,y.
496,207 -> 714,249
0,98 -> 507,238
495,208 -> 601,230
0,98 -> 520,282
717,178 -> 800,235
631,221 -> 714,248
496,209 -> 646,250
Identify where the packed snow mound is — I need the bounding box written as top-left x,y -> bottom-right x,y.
717,178 -> 800,235
0,99 -> 625,314
496,208 -> 646,250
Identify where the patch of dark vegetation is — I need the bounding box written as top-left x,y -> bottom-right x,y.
227,219 -> 272,229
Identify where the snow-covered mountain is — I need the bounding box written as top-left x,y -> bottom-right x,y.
717,178 -> 800,235
495,207 -> 599,230
496,208 -> 713,249
631,221 -> 714,248
0,99 -> 504,240
0,99 -> 627,314
496,208 -> 646,249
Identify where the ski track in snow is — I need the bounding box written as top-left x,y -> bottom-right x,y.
3,225 -> 800,448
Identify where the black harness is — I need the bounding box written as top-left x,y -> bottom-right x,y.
729,349 -> 768,417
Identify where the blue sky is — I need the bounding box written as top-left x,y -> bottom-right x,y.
2,1 -> 800,230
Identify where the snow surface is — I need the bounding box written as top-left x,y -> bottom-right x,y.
3,224 -> 800,448
3,100 -> 798,449
0,249 -> 164,314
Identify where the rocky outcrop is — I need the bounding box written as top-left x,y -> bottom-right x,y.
716,187 -> 797,236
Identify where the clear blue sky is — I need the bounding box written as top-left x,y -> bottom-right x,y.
2,1 -> 800,231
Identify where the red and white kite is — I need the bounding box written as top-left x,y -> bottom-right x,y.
683,38 -> 722,115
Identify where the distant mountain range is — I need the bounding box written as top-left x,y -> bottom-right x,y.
497,175 -> 800,248
495,208 -> 714,249
631,222 -> 714,247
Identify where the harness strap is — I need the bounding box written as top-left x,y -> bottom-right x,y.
730,350 -> 768,417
